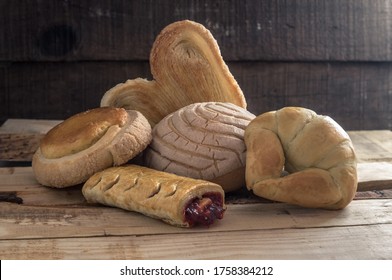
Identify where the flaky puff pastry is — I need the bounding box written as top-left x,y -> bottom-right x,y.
101,20 -> 246,127
82,164 -> 226,227
32,107 -> 152,188
245,107 -> 357,210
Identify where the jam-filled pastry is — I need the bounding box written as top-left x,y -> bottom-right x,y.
100,20 -> 246,127
82,164 -> 226,227
245,107 -> 358,209
32,107 -> 152,188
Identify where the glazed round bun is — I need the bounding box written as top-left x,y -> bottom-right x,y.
144,102 -> 255,192
245,107 -> 357,209
32,107 -> 152,188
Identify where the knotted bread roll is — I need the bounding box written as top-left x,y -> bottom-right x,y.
245,107 -> 357,209
32,107 -> 152,188
145,102 -> 255,192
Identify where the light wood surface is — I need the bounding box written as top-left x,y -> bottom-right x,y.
0,120 -> 391,259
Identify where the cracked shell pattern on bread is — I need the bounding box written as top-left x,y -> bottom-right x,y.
145,102 -> 256,192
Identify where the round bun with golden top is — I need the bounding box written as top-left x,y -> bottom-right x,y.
32,107 -> 152,188
245,107 -> 357,209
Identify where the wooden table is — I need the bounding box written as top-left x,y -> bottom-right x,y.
1,120 -> 392,259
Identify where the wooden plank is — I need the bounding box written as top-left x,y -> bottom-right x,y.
0,163 -> 391,208
0,167 -> 38,186
357,162 -> 392,191
0,61 -> 151,121
0,223 -> 391,259
1,62 -> 392,130
0,133 -> 44,161
355,190 -> 392,199
0,119 -> 62,161
1,127 -> 390,165
348,130 -> 392,191
348,130 -> 392,162
0,119 -> 61,134
240,62 -> 392,131
0,184 -> 85,206
1,128 -> 392,188
2,0 -> 392,61
1,199 -> 391,240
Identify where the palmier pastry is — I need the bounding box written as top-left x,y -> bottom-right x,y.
32,107 -> 152,188
245,107 -> 357,209
145,102 -> 255,192
82,164 -> 226,227
101,20 -> 246,127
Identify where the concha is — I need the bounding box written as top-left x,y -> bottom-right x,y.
145,102 -> 256,192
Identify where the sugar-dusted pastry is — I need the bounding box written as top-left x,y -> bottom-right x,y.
145,102 -> 255,192
101,20 -> 247,127
245,107 -> 357,209
32,107 -> 152,188
82,164 -> 226,227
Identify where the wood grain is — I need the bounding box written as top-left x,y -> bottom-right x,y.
0,161 -> 391,206
0,133 -> 44,161
1,62 -> 391,130
348,130 -> 392,162
1,223 -> 391,259
0,119 -> 61,161
2,1 -> 392,129
0,167 -> 38,185
1,199 -> 391,241
1,0 -> 392,61
0,62 -> 151,121
1,0 -> 392,260
1,125 -> 392,192
0,135 -> 391,259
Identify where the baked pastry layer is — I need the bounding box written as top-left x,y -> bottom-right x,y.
82,164 -> 226,227
40,107 -> 128,159
101,20 -> 246,127
145,102 -> 255,192
245,107 -> 357,209
32,107 -> 152,188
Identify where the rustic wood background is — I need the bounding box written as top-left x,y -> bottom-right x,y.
1,0 -> 391,130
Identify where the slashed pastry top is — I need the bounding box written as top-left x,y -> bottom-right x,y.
32,107 -> 152,188
82,164 -> 226,227
145,102 -> 256,192
100,20 -> 247,127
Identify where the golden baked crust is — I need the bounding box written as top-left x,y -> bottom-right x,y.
82,164 -> 226,227
101,20 -> 247,127
32,108 -> 152,188
40,107 -> 128,159
245,107 -> 357,209
145,102 -> 255,192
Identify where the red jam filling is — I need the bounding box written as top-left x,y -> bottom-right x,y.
184,192 -> 225,227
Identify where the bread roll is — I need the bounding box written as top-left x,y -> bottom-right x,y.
101,20 -> 246,127
145,102 -> 255,192
32,107 -> 152,188
245,107 -> 357,209
82,164 -> 226,227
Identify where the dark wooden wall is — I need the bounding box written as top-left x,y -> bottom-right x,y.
1,0 -> 391,130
